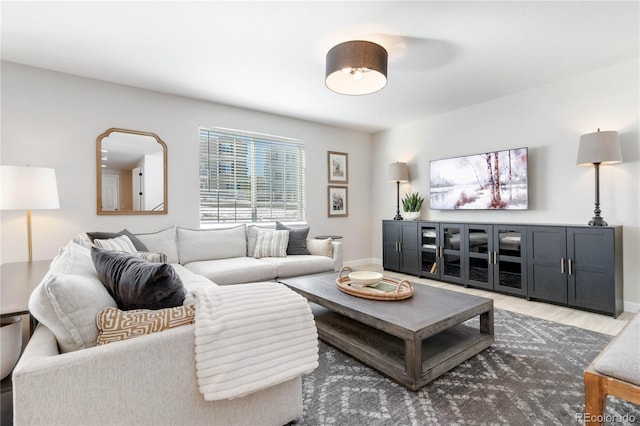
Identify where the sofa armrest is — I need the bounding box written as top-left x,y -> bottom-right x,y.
332,241 -> 343,271
13,323 -> 302,426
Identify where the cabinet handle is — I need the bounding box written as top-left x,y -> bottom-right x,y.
488,253 -> 492,265
399,241 -> 403,252
560,258 -> 565,274
568,259 -> 573,275
395,241 -> 399,252
493,251 -> 497,265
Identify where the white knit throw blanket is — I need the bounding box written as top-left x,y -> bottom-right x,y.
191,283 -> 319,401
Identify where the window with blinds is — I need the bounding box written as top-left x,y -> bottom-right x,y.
199,127 -> 305,224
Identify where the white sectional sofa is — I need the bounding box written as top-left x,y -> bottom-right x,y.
135,224 -> 343,285
12,224 -> 341,425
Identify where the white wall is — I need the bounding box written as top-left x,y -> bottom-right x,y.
0,62 -> 372,264
371,59 -> 640,310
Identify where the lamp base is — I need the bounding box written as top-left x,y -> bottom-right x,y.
588,200 -> 607,226
393,214 -> 404,221
588,216 -> 608,226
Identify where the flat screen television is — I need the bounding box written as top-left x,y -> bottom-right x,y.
429,147 -> 528,210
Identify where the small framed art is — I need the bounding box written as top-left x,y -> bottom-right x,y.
328,186 -> 348,217
328,151 -> 348,184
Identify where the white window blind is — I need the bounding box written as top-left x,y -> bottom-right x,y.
199,127 -> 305,224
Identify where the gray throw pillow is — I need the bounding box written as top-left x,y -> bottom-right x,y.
276,221 -> 310,255
87,229 -> 149,251
91,247 -> 186,311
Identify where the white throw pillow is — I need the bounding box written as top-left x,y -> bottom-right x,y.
129,251 -> 168,263
307,238 -> 333,257
93,235 -> 137,253
134,226 -> 179,263
28,242 -> 118,353
246,224 -> 274,257
253,229 -> 289,258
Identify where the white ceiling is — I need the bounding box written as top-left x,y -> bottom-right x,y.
1,1 -> 638,133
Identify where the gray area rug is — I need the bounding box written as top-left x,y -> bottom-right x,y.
296,309 -> 639,425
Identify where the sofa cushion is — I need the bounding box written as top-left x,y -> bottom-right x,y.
86,229 -> 149,251
246,224 -> 274,257
28,242 -> 118,353
184,257 -> 278,285
171,264 -> 217,295
177,225 -> 246,264
307,238 -> 333,257
594,312 -> 640,385
91,248 -> 186,311
259,255 -> 335,278
254,229 -> 289,258
276,222 -> 310,255
93,235 -> 137,252
134,226 -> 179,263
96,305 -> 195,345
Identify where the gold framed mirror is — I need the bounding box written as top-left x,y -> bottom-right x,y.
96,128 -> 167,215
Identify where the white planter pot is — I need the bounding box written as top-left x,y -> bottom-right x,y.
403,211 -> 421,221
1,316 -> 22,380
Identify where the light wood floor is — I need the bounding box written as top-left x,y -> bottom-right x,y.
358,263 -> 633,336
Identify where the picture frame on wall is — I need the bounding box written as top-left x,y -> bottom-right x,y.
328,186 -> 348,217
327,151 -> 348,184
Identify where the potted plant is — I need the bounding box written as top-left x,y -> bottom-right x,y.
402,192 -> 424,220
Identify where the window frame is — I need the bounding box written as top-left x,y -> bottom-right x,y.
199,127 -> 305,225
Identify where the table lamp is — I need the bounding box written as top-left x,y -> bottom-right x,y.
576,129 -> 623,226
0,165 -> 60,262
388,162 -> 409,220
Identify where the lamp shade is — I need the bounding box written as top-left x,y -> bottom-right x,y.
325,40 -> 388,95
577,130 -> 623,166
0,166 -> 60,210
388,162 -> 409,182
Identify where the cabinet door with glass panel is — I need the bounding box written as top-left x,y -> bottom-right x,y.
492,225 -> 527,296
440,223 -> 466,285
419,222 -> 440,279
465,224 -> 493,290
419,222 -> 465,285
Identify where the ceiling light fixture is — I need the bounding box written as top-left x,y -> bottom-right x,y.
325,40 -> 388,95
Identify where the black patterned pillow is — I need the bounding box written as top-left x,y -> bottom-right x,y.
96,305 -> 195,345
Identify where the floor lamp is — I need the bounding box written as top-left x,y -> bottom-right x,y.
388,162 -> 408,220
0,166 -> 60,262
576,129 -> 623,226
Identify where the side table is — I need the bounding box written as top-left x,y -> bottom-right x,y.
1,260 -> 51,335
315,235 -> 343,240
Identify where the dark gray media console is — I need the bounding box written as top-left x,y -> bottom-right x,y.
382,220 -> 623,318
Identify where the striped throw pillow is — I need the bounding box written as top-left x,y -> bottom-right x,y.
129,251 -> 168,263
253,229 -> 289,258
93,235 -> 137,253
96,305 -> 195,345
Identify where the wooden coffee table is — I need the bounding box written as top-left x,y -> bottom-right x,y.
279,272 -> 494,391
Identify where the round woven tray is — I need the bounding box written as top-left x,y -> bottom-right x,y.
336,266 -> 414,301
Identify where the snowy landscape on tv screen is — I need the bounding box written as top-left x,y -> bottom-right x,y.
429,147 -> 528,210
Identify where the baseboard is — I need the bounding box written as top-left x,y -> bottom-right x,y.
623,301 -> 640,314
343,258 -> 381,267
